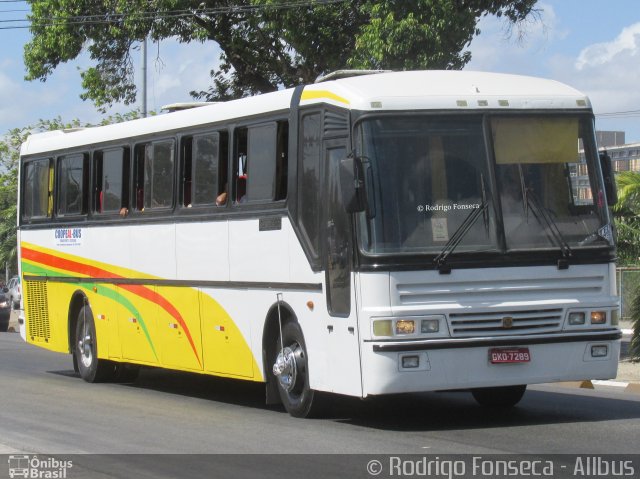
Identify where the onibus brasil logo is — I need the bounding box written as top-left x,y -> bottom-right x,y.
8,455 -> 72,479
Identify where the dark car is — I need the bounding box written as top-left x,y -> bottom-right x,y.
0,292 -> 10,332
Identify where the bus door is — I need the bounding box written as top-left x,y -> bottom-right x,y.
323,140 -> 362,396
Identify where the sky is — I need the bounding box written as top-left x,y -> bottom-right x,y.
0,0 -> 639,143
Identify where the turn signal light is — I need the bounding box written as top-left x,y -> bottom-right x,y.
395,319 -> 415,335
591,311 -> 607,324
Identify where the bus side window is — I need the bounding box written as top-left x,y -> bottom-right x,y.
57,153 -> 89,216
93,147 -> 129,215
134,140 -> 175,211
298,113 -> 321,259
23,158 -> 53,220
181,131 -> 228,207
233,121 -> 286,204
234,128 -> 248,203
275,121 -> 288,200
181,137 -> 193,207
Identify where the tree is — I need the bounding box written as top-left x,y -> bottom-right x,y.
629,283 -> 640,362
0,113 -> 143,277
0,125 -> 32,279
613,171 -> 640,266
613,171 -> 640,361
24,0 -> 539,110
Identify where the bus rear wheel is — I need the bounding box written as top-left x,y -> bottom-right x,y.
471,384 -> 526,408
75,305 -> 116,383
272,322 -> 322,418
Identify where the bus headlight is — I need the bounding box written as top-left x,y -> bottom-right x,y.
568,312 -> 586,325
590,311 -> 607,324
373,320 -> 393,337
421,319 -> 440,333
372,316 -> 448,338
395,319 -> 415,335
611,309 -> 620,326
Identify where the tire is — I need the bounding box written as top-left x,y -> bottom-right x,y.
75,305 -> 117,382
0,321 -> 8,333
272,322 -> 323,418
471,385 -> 527,408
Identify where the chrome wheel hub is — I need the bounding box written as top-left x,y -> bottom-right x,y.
78,331 -> 93,368
273,346 -> 299,392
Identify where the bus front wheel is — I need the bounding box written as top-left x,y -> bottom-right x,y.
75,305 -> 115,383
272,322 -> 322,418
471,384 -> 527,408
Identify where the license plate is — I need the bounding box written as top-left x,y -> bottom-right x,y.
489,347 -> 531,364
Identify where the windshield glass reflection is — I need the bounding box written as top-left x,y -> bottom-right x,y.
355,116 -> 497,255
355,114 -> 612,258
493,116 -> 611,251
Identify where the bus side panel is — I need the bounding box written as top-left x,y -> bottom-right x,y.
155,285 -> 203,371
176,221 -> 230,281
200,288 -> 260,379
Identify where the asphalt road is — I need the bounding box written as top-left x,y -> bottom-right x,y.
1,332 -> 639,478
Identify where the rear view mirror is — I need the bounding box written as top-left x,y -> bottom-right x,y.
599,151 -> 618,206
339,155 -> 366,213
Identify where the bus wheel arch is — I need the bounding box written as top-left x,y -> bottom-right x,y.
68,292 -> 116,382
262,301 -> 294,406
68,291 -> 88,371
263,302 -> 323,418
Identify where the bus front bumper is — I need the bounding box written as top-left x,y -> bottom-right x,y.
361,330 -> 622,396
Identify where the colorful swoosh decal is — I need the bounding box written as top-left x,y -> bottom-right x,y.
21,244 -> 200,366
22,261 -> 159,361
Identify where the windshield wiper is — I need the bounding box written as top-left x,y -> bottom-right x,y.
433,201 -> 489,274
524,188 -> 572,266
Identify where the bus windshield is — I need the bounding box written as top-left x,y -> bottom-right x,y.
354,114 -> 613,257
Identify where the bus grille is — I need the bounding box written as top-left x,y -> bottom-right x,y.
25,280 -> 50,342
447,308 -> 564,337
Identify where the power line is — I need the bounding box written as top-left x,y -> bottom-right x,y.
596,110 -> 640,119
0,0 -> 350,30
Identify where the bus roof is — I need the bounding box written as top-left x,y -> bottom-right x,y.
20,70 -> 591,157
302,70 -> 590,111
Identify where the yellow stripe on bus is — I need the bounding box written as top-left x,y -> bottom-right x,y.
301,89 -> 350,105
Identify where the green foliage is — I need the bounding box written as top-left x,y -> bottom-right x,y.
0,112 -> 145,276
613,171 -> 640,266
0,126 -> 28,277
24,0 -> 539,109
614,171 -> 640,356
629,284 -> 640,361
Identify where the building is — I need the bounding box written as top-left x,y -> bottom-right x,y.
573,131 -> 640,204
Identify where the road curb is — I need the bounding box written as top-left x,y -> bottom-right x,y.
554,379 -> 640,394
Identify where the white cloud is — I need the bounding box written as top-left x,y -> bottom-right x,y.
141,39 -> 221,110
466,3 -> 563,73
467,8 -> 640,143
576,22 -> 640,70
553,23 -> 640,141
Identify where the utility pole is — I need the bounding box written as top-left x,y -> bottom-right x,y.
142,38 -> 148,118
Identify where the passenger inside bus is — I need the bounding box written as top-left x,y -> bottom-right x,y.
236,153 -> 247,203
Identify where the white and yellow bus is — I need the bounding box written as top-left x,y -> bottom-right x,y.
18,70 -> 621,417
